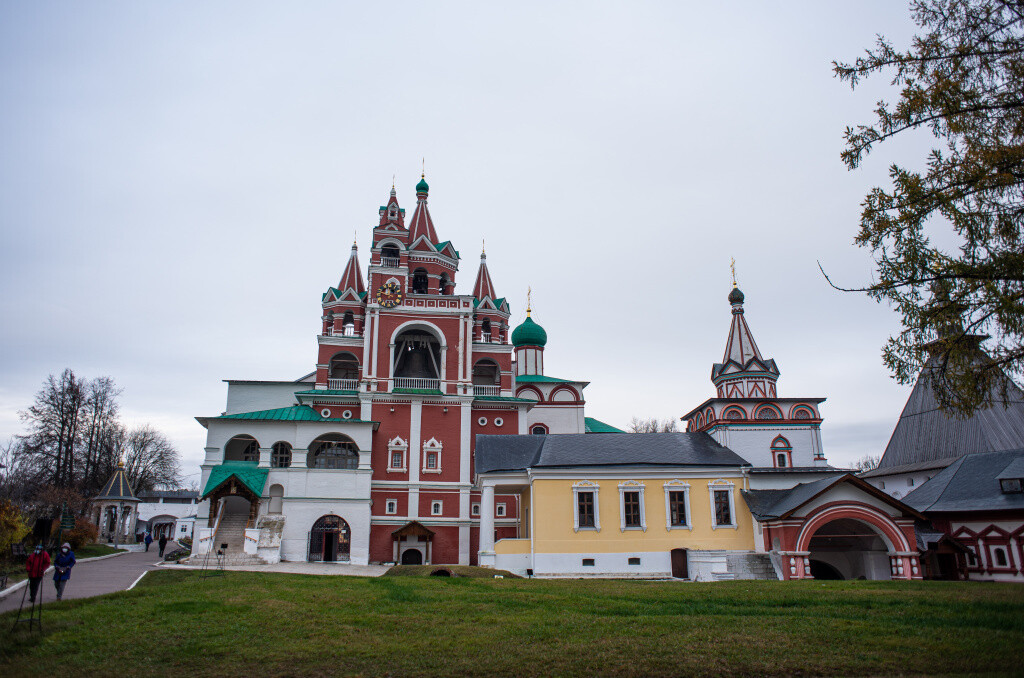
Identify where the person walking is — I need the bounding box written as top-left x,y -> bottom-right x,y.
52,542 -> 76,601
144,532 -> 153,552
25,544 -> 51,604
158,534 -> 168,557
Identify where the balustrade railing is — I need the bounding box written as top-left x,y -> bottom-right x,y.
474,385 -> 500,396
393,377 -> 440,391
379,256 -> 400,267
327,378 -> 359,391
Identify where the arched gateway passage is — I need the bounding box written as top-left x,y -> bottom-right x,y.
806,519 -> 892,580
308,515 -> 351,562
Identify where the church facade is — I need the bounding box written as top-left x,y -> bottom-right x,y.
192,176 -> 598,566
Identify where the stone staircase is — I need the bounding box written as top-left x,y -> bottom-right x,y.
726,553 -> 779,580
202,512 -> 266,566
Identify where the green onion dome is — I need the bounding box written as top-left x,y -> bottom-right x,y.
512,315 -> 547,347
416,175 -> 429,194
728,286 -> 745,304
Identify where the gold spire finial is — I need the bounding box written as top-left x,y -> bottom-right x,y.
482,238 -> 485,255
422,157 -> 425,178
392,174 -> 395,190
527,286 -> 532,317
730,257 -> 737,288
353,231 -> 358,248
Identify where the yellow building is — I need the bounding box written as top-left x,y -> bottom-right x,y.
476,432 -> 766,579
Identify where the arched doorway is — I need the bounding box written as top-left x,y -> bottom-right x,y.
308,515 -> 351,562
402,549 -> 423,565
806,518 -> 892,580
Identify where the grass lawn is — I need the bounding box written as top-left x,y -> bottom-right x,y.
2,571 -> 1023,677
74,543 -> 122,559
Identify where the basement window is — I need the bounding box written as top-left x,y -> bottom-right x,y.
628,557 -> 641,566
582,558 -> 595,567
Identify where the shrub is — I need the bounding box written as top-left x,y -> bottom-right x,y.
0,499 -> 30,555
64,517 -> 99,550
178,536 -> 192,549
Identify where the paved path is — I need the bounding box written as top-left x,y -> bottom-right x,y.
0,545 -> 169,614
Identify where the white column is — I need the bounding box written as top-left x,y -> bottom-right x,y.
258,447 -> 272,468
479,483 -> 496,563
366,309 -> 376,378
410,401 -> 422,484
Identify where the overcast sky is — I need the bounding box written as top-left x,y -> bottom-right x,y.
1,3 -> 930,484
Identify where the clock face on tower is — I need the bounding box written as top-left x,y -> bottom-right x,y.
376,281 -> 403,308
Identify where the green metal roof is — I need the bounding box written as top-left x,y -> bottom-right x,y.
416,176 -> 429,193
474,395 -> 537,403
516,375 -> 576,383
511,316 -> 547,347
584,417 -> 626,434
215,406 -> 350,422
202,462 -> 269,499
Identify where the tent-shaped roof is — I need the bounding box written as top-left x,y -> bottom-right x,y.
865,352 -> 1024,477
201,461 -> 269,499
95,461 -> 137,502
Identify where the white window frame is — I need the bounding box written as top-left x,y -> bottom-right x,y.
572,481 -> 601,532
385,499 -> 397,515
431,500 -> 443,516
471,503 -> 480,516
496,502 -> 506,517
709,480 -> 737,529
618,480 -> 646,532
421,437 -> 443,474
663,480 -> 692,531
387,436 -> 408,473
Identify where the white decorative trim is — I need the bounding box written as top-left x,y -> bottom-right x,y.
320,408 -> 331,418
421,437 -> 443,474
431,500 -> 443,516
495,502 -> 506,517
709,479 -> 738,530
494,417 -> 504,427
572,480 -> 600,532
471,503 -> 480,516
387,436 -> 408,473
342,409 -> 353,420
663,480 -> 692,531
478,416 -> 488,426
618,480 -> 646,532
385,499 -> 397,515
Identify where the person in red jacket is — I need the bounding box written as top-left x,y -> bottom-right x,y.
25,544 -> 51,604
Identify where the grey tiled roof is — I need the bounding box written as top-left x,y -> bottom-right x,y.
475,432 -> 749,474
95,465 -> 137,501
876,354 -> 1024,470
902,448 -> 1024,513
742,473 -> 925,521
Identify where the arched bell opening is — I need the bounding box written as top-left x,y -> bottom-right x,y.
380,244 -> 401,266
411,268 -> 430,294
439,273 -> 450,295
806,518 -> 893,581
472,359 -> 500,386
224,435 -> 260,462
393,329 -> 442,382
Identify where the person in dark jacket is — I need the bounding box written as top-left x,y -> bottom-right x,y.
52,542 -> 75,601
25,544 -> 51,604
158,534 -> 168,557
144,532 -> 153,551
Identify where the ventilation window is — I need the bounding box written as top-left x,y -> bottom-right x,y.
478,417 -> 488,426
494,417 -> 504,427
628,557 -> 641,566
582,558 -> 595,567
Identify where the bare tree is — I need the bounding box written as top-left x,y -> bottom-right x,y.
19,369 -> 86,489
628,417 -> 679,433
79,376 -> 122,494
115,425 -> 182,492
853,454 -> 882,473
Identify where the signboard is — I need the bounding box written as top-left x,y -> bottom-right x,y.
60,504 -> 75,530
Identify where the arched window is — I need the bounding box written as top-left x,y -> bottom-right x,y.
268,484 -> 284,514
793,408 -> 812,419
308,434 -> 360,470
439,273 -> 450,295
412,268 -> 429,294
724,407 -> 744,420
756,406 -> 782,420
224,435 -> 259,462
771,436 -> 792,468
531,425 -> 548,435
341,311 -> 355,336
380,244 -> 400,266
472,359 -> 500,386
329,353 -> 359,389
271,442 -> 292,468
481,319 -> 492,343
